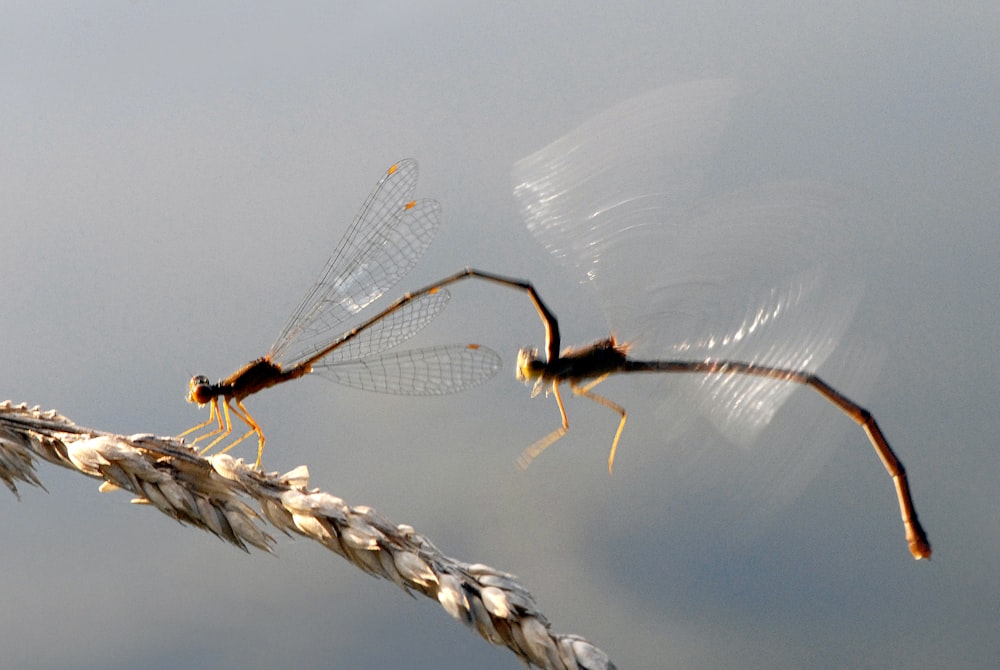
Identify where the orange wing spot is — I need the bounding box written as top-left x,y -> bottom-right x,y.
387,162 -> 399,175
429,286 -> 441,295
404,200 -> 416,210
467,343 -> 481,350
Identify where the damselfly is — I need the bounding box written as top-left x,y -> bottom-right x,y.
503,81 -> 931,559
180,160 -> 500,468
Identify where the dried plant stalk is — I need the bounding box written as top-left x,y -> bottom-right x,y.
0,400 -> 614,670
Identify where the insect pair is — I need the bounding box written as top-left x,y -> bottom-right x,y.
180,158 -> 929,560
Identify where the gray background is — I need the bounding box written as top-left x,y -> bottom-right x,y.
2,3 -> 997,669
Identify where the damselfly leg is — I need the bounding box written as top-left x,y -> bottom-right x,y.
181,162 -> 501,468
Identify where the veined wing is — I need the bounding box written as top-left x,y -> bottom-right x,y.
314,343 -> 502,395
269,159 -> 441,365
298,289 -> 453,367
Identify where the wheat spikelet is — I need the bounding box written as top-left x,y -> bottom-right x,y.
0,400 -> 614,669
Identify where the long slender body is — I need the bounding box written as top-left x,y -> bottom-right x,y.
181,267 -> 542,468
187,262 -> 931,558
518,338 -> 929,559
179,162 -> 503,468
180,287 -> 499,467
411,271 -> 932,561
628,357 -> 929,560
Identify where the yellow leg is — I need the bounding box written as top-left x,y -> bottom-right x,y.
516,426 -> 568,470
215,399 -> 266,469
199,399 -> 235,454
571,380 -> 627,474
517,381 -> 570,469
194,399 -> 266,470
577,373 -> 610,394
179,399 -> 225,444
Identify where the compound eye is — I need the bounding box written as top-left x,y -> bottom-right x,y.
187,375 -> 213,404
515,347 -> 543,382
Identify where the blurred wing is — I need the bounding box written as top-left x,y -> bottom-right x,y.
512,80 -> 873,445
270,159 -> 441,365
636,181 -> 871,445
315,344 -> 502,395
512,78 -> 740,314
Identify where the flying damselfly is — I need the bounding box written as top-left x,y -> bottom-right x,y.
500,80 -> 931,559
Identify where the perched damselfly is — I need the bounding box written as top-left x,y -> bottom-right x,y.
180,160 -> 500,468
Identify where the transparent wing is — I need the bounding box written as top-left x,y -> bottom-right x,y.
511,80 -> 874,446
314,344 -> 502,395
634,181 -> 872,444
513,79 -> 741,309
311,290 -> 452,366
269,159 -> 441,365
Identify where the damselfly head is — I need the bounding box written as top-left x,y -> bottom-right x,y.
515,347 -> 545,384
186,375 -> 213,405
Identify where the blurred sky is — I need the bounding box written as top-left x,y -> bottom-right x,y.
2,2 -> 999,669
